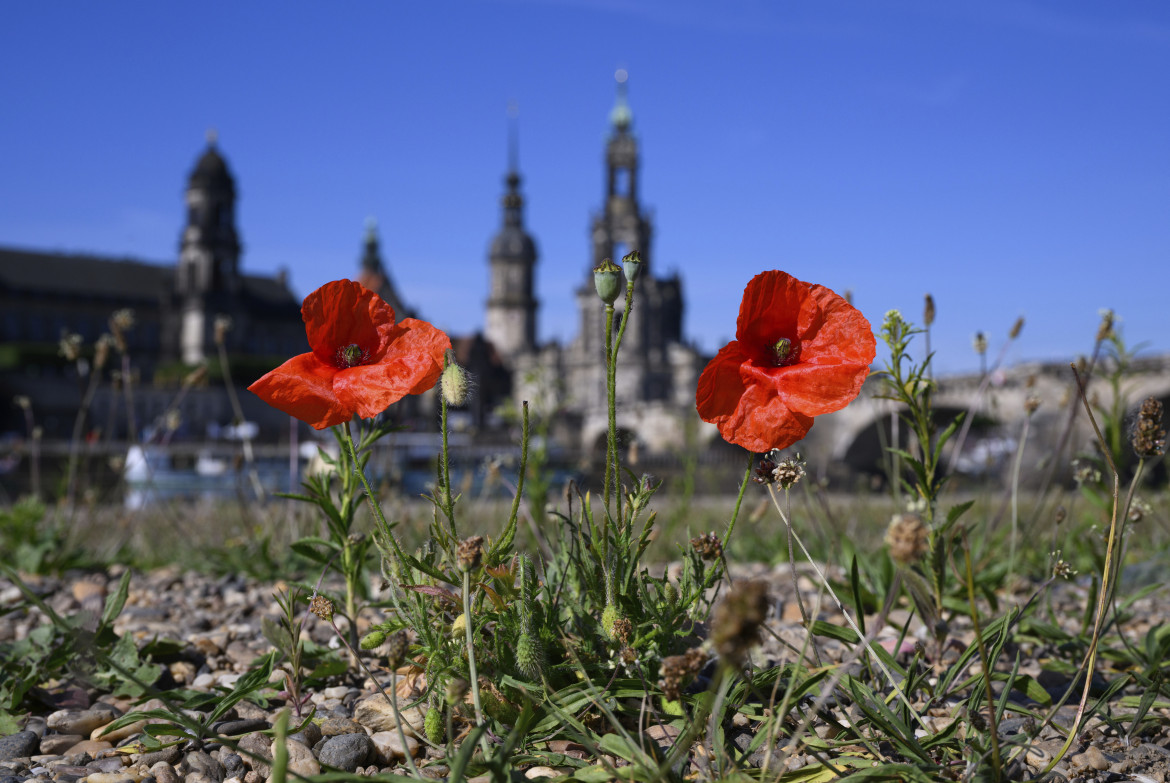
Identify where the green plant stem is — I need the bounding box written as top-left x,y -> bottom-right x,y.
462,569 -> 491,758
603,302 -> 615,549
721,450 -> 754,549
389,668 -> 422,778
962,528 -> 1003,781
784,487 -> 822,668
65,365 -> 102,509
609,279 -> 636,531
343,421 -> 406,565
440,392 -> 455,533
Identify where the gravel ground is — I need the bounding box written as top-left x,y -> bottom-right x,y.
2,563 -> 1170,782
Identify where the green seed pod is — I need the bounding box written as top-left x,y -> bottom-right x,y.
424,706 -> 443,745
601,604 -> 621,640
593,258 -> 622,304
359,629 -> 387,650
516,633 -> 544,681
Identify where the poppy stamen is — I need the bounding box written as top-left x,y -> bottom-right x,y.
336,343 -> 368,368
772,338 -> 797,366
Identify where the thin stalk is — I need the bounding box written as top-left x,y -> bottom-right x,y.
962,529 -> 1003,781
766,485 -> 931,731
440,392 -> 454,531
608,279 -> 636,531
602,303 -> 615,545
784,487 -> 822,668
946,332 -> 1020,476
1047,363 -> 1123,770
388,667 -> 422,778
218,340 -> 265,501
462,569 -> 492,758
343,422 -> 406,564
721,450 -> 754,549
65,366 -> 102,509
121,353 -> 139,444
1007,413 -> 1032,585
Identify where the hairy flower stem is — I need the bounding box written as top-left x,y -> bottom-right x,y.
440,392 -> 456,535
602,302 -> 616,553
461,570 -> 491,758
343,422 -> 406,566
766,486 -> 930,731
721,450 -> 754,549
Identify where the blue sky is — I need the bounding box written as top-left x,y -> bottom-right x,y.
2,1 -> 1167,373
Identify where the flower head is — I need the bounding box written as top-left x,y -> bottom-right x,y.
696,271 -> 876,453
248,280 -> 450,430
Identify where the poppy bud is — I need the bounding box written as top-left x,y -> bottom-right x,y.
424,707 -> 443,744
621,250 -> 643,282
593,258 -> 622,304
1009,316 -> 1025,340
445,677 -> 469,707
441,359 -> 469,407
361,629 -> 387,650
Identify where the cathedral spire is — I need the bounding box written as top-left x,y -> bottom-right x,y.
609,69 -> 632,131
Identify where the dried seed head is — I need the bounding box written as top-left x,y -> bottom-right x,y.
109,309 -> 135,353
13,396 -> 30,411
1009,316 -> 1025,340
457,535 -> 484,572
1072,459 -> 1101,486
753,457 -> 777,485
1128,497 -> 1152,524
772,455 -> 806,490
94,334 -> 114,370
660,647 -> 707,702
885,513 -> 929,565
710,579 -> 770,668
690,532 -> 723,561
923,294 -> 935,327
309,593 -> 334,622
611,617 -> 633,645
384,630 -> 409,669
973,332 -> 988,356
1051,551 -> 1077,580
445,677 -> 470,706
1132,397 -> 1165,459
1024,394 -> 1041,415
1054,505 -> 1067,525
1096,309 -> 1115,343
59,332 -> 83,362
214,315 -> 233,346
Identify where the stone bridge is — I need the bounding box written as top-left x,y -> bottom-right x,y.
686,353 -> 1170,484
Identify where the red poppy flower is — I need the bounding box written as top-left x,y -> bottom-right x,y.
696,271 -> 876,453
249,279 -> 450,430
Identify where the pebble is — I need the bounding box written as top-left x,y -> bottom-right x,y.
45,707 -> 118,738
369,732 -> 420,764
318,718 -> 364,737
84,774 -> 137,783
62,740 -> 113,757
317,734 -> 372,771
353,698 -> 425,736
39,736 -> 82,756
183,750 -> 225,782
149,762 -> 180,783
235,735 -> 271,779
0,732 -> 41,761
280,740 -> 320,779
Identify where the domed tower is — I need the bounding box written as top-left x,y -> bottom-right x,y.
177,130 -> 241,299
175,130 -> 242,364
485,121 -> 538,363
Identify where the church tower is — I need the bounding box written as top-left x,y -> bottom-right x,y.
356,218 -> 411,319
175,130 -> 242,363
485,121 -> 538,363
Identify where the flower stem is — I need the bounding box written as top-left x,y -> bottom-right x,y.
602,303 -> 615,554
440,391 -> 455,533
343,422 -> 406,564
462,569 -> 492,758
721,450 -> 755,549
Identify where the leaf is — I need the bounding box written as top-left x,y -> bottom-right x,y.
99,571 -> 132,632
448,723 -> 488,783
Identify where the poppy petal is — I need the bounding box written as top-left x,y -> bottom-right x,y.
696,342 -> 751,424
798,285 -> 877,366
333,317 -> 451,419
763,361 -> 872,417
302,280 -> 396,367
735,271 -> 808,362
247,353 -> 351,430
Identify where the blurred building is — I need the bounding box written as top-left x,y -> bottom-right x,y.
0,136 -> 307,440
482,74 -> 705,453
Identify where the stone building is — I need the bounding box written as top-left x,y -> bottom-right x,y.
487,74 -> 705,453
